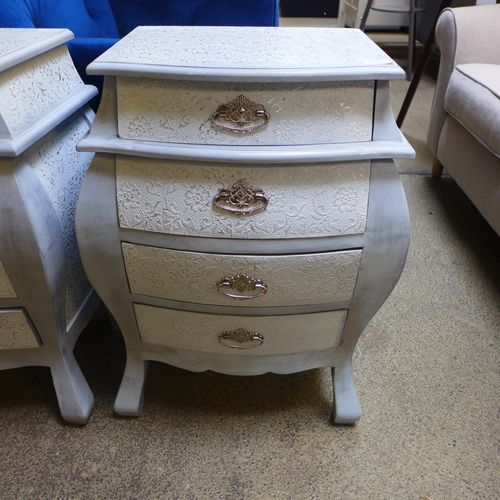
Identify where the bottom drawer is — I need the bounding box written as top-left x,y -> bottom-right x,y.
134,304 -> 347,356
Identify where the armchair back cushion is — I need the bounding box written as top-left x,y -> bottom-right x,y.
109,0 -> 279,36
0,0 -> 120,38
0,0 -> 278,38
427,4 -> 500,155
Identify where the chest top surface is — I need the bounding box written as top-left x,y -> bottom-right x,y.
87,26 -> 405,82
0,28 -> 73,72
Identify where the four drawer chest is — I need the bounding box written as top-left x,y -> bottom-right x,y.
76,26 -> 414,424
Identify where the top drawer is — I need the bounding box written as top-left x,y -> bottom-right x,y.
86,26 -> 406,149
116,79 -> 374,146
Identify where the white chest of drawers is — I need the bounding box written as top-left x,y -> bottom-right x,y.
76,26 -> 414,424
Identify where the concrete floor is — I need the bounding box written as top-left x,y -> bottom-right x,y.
1,20 -> 499,500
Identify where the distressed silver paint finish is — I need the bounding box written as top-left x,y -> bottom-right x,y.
0,28 -> 98,424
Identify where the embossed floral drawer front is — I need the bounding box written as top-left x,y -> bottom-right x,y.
122,243 -> 362,307
0,309 -> 40,350
116,156 -> 370,239
134,304 -> 348,355
116,78 -> 374,146
0,44 -> 85,142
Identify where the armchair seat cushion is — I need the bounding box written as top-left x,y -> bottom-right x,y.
444,63 -> 500,160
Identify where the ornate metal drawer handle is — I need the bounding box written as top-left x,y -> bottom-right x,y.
218,328 -> 264,349
212,95 -> 270,134
216,273 -> 268,300
213,179 -> 269,215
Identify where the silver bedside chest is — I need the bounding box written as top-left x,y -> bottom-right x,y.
76,26 -> 414,424
0,28 -> 99,423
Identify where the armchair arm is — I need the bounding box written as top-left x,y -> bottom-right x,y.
427,4 -> 500,154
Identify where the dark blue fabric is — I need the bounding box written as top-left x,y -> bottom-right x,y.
108,0 -> 279,37
0,0 -> 120,37
0,0 -> 278,37
0,0 -> 35,28
67,38 -> 119,110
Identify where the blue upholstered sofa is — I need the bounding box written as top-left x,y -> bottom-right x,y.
0,0 -> 279,107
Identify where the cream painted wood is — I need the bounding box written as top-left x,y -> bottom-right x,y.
116,157 -> 370,239
122,243 -> 362,306
135,305 -> 348,355
76,26 -> 413,424
0,29 -> 99,424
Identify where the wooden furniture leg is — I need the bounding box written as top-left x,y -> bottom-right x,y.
432,157 -> 444,178
396,0 -> 452,127
359,0 -> 374,31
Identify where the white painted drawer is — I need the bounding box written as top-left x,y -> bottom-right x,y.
116,156 -> 370,238
117,79 -> 374,146
134,304 -> 347,355
0,309 -> 40,350
122,243 -> 362,307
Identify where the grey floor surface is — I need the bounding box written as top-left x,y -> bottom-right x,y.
1,20 -> 499,500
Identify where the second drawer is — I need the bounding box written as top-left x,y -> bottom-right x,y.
122,242 -> 362,307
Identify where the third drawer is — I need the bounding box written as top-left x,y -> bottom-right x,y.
122,242 -> 362,307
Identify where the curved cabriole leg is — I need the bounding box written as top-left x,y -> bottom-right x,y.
1,155 -> 95,424
50,351 -> 94,425
432,157 -> 444,178
331,159 -> 410,424
76,155 -> 150,417
332,361 -> 361,424
114,357 -> 149,417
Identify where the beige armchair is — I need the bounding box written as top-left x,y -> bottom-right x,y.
427,4 -> 500,236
